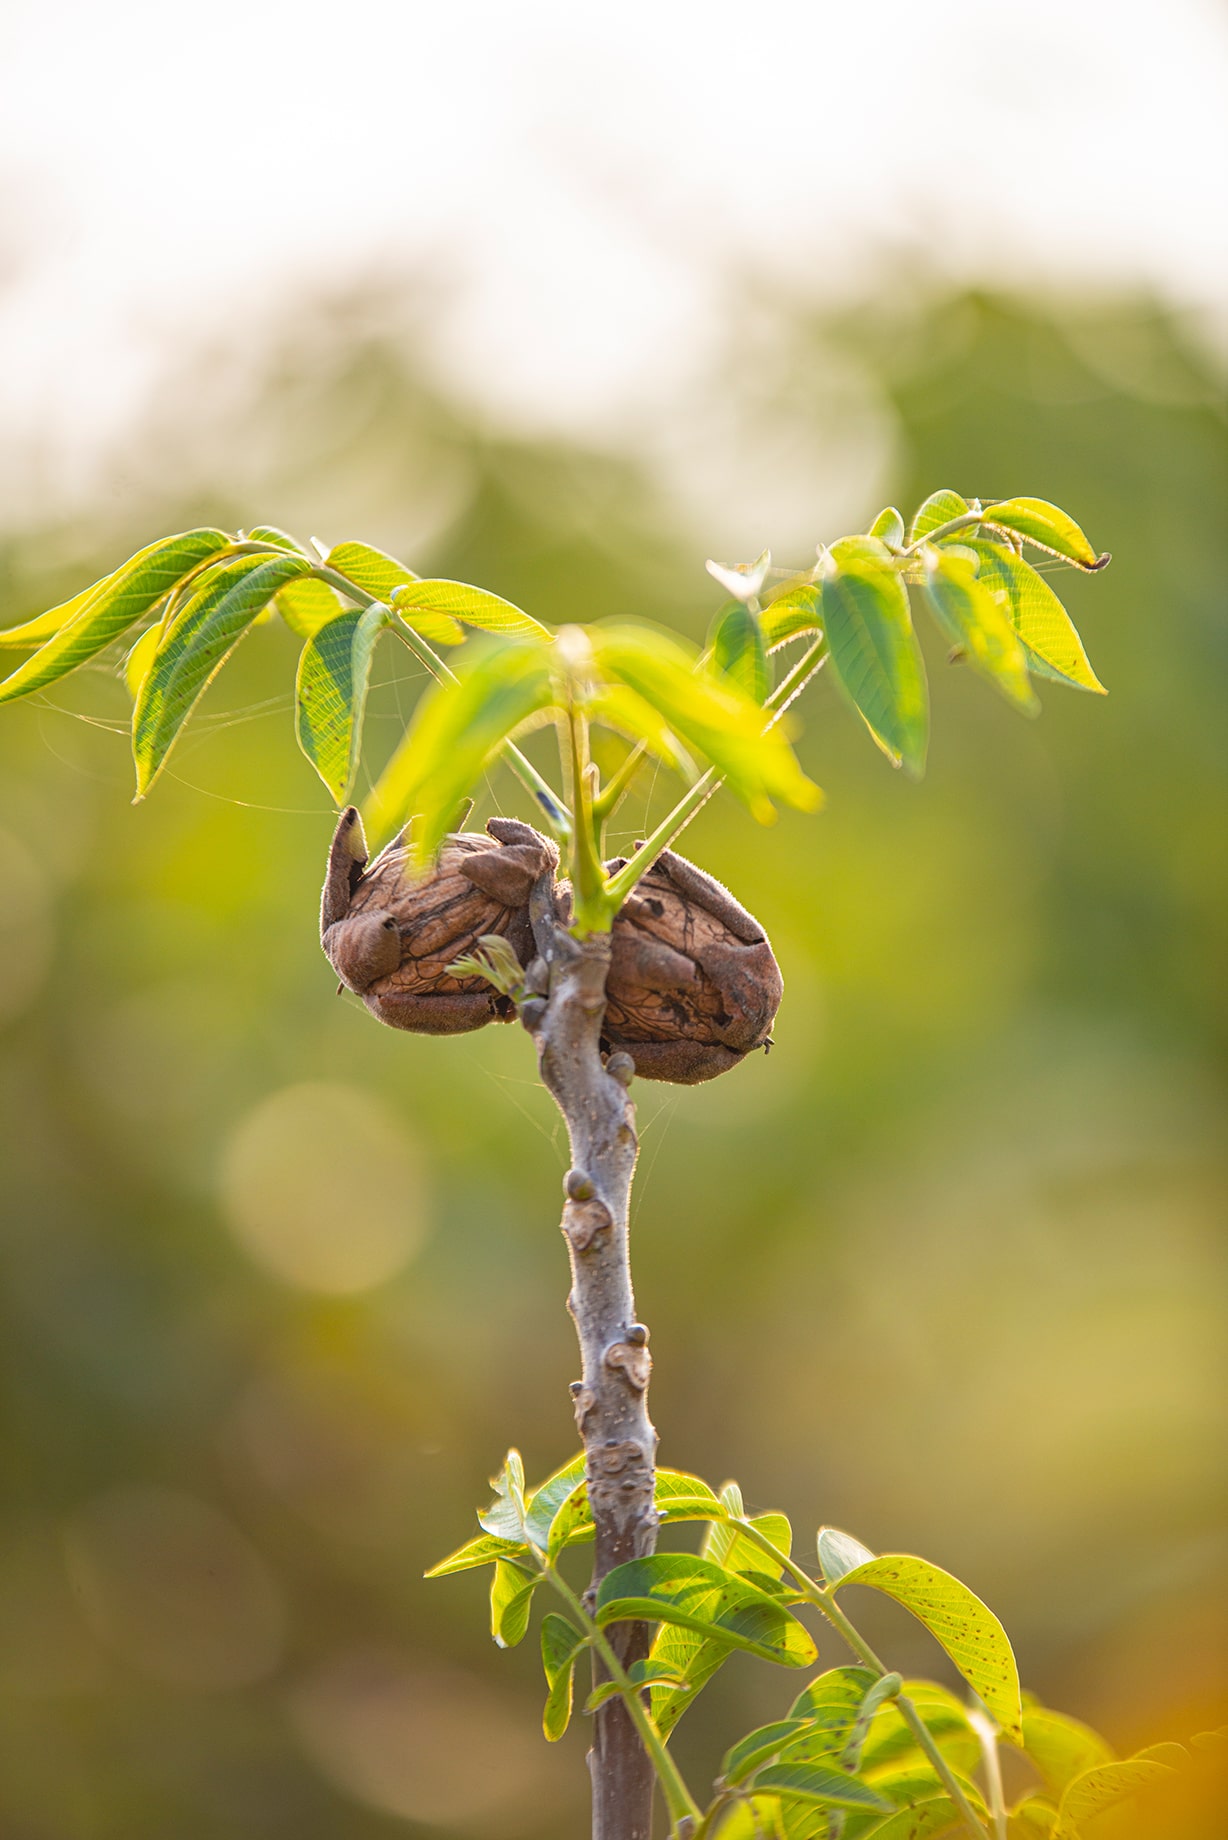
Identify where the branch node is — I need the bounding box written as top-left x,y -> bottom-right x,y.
562,1197 -> 613,1251
625,1322 -> 649,1346
605,1050 -> 636,1087
565,1168 -> 596,1202
604,1339 -> 653,1392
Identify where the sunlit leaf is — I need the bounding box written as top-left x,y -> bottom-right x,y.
296,604 -> 391,801
787,1666 -> 879,1762
1132,1741 -> 1189,1768
478,1448 -> 529,1542
0,570 -> 121,649
818,1527 -> 877,1584
707,549 -> 771,602
361,635 -> 554,856
586,683 -> 698,778
859,1681 -> 980,1778
834,1555 -> 1022,1741
0,528 -> 233,705
547,1467 -> 723,1564
754,1761 -> 893,1812
275,576 -> 348,638
123,623 -> 162,700
325,541 -> 463,645
761,583 -> 822,649
597,1552 -> 816,1668
845,1794 -> 964,1839
868,507 -> 906,547
490,1558 -> 538,1649
590,623 -> 822,823
1053,1757 -> 1178,1838
981,497 -> 1106,570
723,1719 -> 811,1786
524,1454 -> 587,1552
714,1795 -> 788,1838
957,540 -> 1105,693
540,1612 -> 586,1740
132,553 -> 311,796
391,577 -> 550,639
711,599 -> 770,703
424,1531 -> 529,1578
920,547 -> 1038,714
820,542 -> 928,777
908,490 -> 970,545
245,525 -> 310,555
1007,1793 -> 1057,1838
1012,1706 -> 1114,1796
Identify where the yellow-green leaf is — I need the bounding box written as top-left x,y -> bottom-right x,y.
1053,1757 -> 1178,1838
424,1531 -> 529,1577
869,506 -> 906,546
587,683 -> 698,778
540,1613 -> 585,1740
0,528 -> 233,704
981,497 -> 1106,570
296,604 -> 391,802
326,542 -> 462,646
847,1794 -> 964,1838
834,1555 -> 1023,1742
908,490 -> 970,545
958,540 -> 1105,693
123,624 -> 162,700
490,1558 -> 538,1649
859,1680 -> 981,1778
132,553 -> 311,797
921,547 -> 1038,714
1007,1793 -> 1057,1837
820,541 -> 928,777
710,599 -> 770,703
391,578 -> 549,639
361,634 -> 554,857
1013,1706 -> 1114,1797
276,576 -> 347,639
761,583 -> 822,649
0,570 -> 120,650
597,1552 -> 815,1670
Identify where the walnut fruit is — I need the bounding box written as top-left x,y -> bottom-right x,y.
321,808 -> 555,1035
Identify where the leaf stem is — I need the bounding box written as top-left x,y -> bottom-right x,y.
591,739 -> 648,825
901,512 -> 986,556
543,1567 -> 702,1833
564,704 -> 613,936
729,1521 -> 990,1840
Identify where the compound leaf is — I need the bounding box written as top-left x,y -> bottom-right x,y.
540,1613 -> 586,1740
325,541 -> 462,646
723,1719 -> 811,1786
597,1552 -> 815,1668
245,525 -> 310,555
761,583 -> 822,649
710,599 -> 770,703
490,1558 -> 538,1649
1013,1706 -> 1114,1797
478,1448 -> 529,1543
834,1555 -> 1022,1741
868,506 -> 906,546
587,683 -> 698,778
958,540 -> 1104,693
818,1527 -> 877,1585
547,1467 -> 722,1564
754,1761 -> 893,1812
820,541 -> 928,776
908,490 -> 970,545
276,576 -> 348,638
296,603 -> 391,801
524,1454 -> 587,1553
361,635 -> 554,856
846,1794 -> 965,1839
1053,1757 -> 1178,1837
859,1681 -> 980,1777
921,547 -> 1038,714
391,577 -> 549,639
132,552 -> 311,796
424,1531 -> 528,1578
981,497 -> 1105,570
0,528 -> 233,704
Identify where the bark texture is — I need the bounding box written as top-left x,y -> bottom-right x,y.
524,870 -> 659,1840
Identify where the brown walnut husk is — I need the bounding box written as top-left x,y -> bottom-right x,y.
320,808 -> 555,1035
600,849 -> 783,1085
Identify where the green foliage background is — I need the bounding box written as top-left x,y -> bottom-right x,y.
0,287 -> 1223,1836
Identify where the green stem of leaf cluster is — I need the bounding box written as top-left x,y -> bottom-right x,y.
564,706 -> 613,937
731,1521 -> 991,1840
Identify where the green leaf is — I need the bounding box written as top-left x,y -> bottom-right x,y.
859,1682 -> 980,1777
755,1762 -> 893,1813
0,569 -> 121,650
132,553 -> 311,796
325,542 -> 462,646
597,1552 -> 816,1667
275,576 -> 348,638
524,1454 -> 587,1552
586,683 -> 698,778
834,1556 -> 1022,1742
787,1666 -> 880,1761
956,540 -> 1105,693
478,1448 -> 529,1542
391,577 -> 550,639
296,604 -> 391,802
820,542 -> 928,777
1132,1741 -> 1188,1768
715,1795 -> 788,1838
1053,1757 -> 1178,1837
1007,1793 -> 1057,1838
868,507 -> 906,547
361,635 -> 554,856
590,623 -> 822,823
490,1558 -> 538,1649
0,528 -> 233,705
424,1531 -> 529,1578
761,583 -> 822,649
908,490 -> 970,545
710,600 -> 770,703
850,1796 -> 964,1839
540,1613 -> 586,1740
818,1528 -> 877,1585
920,547 -> 1038,714
546,1468 -> 724,1564
245,525 -> 310,555
981,498 -> 1106,570
123,624 -> 162,700
723,1719 -> 811,1786
1012,1707 -> 1114,1796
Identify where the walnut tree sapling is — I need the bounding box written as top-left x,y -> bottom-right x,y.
5,497 -> 1198,1840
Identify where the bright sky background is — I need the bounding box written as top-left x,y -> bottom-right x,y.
1,0 -> 1225,528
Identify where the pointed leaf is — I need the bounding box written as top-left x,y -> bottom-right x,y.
707,549 -> 771,602
425,1531 -> 529,1578
276,576 -> 348,638
755,1761 -> 893,1813
1007,1794 -> 1057,1838
859,1682 -> 981,1777
540,1612 -> 586,1740
590,623 -> 822,822
818,1527 -> 877,1584
981,498 -> 1105,570
524,1454 -> 587,1552
714,1796 -> 787,1839
123,624 -> 162,700
296,604 -> 391,801
0,569 -> 121,649
478,1448 -> 529,1542
820,543 -> 928,777
723,1719 -> 811,1786
361,635 -> 554,855
869,507 -> 906,547
1053,1758 -> 1177,1837
245,525 -> 310,555
908,490 -> 970,545
1012,1707 -> 1114,1796
834,1555 -> 1022,1741
489,1558 -> 538,1649
710,600 -> 770,703
846,1795 -> 964,1839
787,1666 -> 879,1761
587,683 -> 698,778
597,1552 -> 816,1668
957,541 -> 1105,693
132,553 -> 311,796
762,583 -> 822,649
325,542 -> 462,646
921,548 -> 1038,714
391,578 -> 549,639
0,529 -> 233,704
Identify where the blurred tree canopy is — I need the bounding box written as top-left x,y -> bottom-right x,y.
0,284 -> 1224,1838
